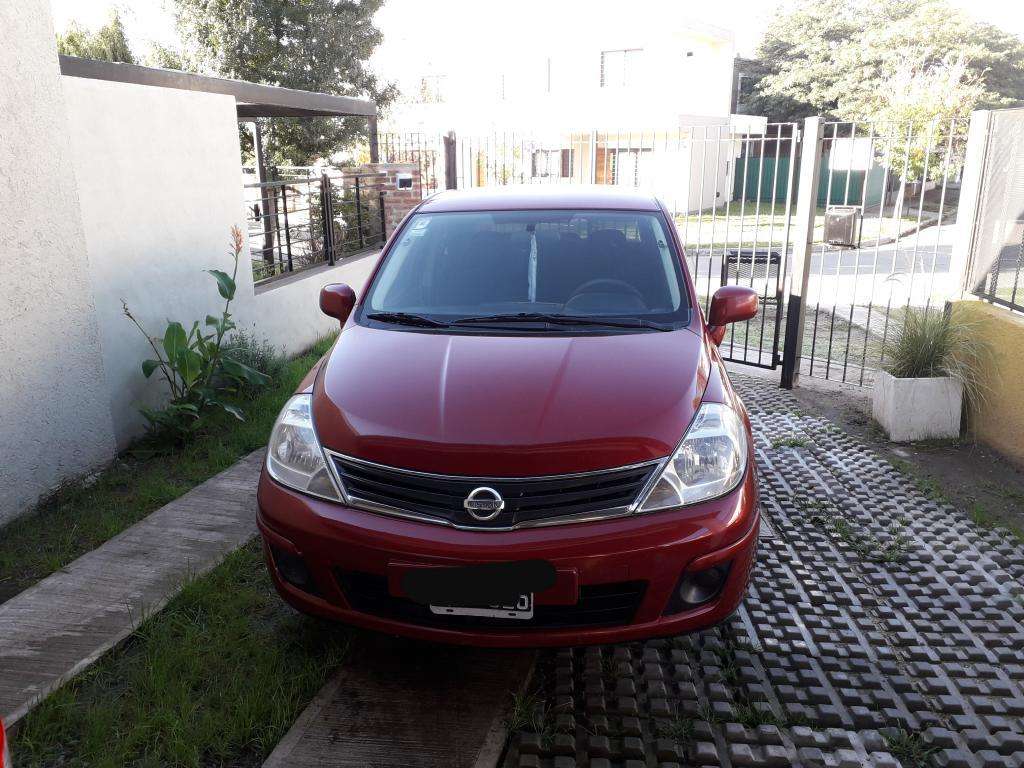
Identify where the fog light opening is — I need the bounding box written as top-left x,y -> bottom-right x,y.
665,561 -> 731,614
271,546 -> 318,595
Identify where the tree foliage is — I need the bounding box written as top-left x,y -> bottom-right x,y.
57,10 -> 136,64
747,0 -> 1024,122
173,0 -> 397,165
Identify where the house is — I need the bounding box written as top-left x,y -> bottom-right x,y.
380,15 -> 740,213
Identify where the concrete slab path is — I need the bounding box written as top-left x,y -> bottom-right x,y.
0,450 -> 262,725
263,637 -> 535,768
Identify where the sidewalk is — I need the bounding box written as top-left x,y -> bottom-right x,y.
0,451 -> 263,725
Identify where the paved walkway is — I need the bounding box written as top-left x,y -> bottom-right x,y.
0,451 -> 262,725
504,373 -> 1024,768
264,637 -> 534,768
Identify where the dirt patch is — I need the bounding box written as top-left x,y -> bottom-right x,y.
790,376 -> 1024,541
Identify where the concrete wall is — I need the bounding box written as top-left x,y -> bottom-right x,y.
952,300 -> 1024,467
0,0 -> 118,525
62,75 -> 381,448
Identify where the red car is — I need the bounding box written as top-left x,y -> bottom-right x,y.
257,187 -> 760,647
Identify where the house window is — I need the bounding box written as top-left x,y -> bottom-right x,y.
608,148 -> 652,187
600,48 -> 642,87
532,149 -> 573,179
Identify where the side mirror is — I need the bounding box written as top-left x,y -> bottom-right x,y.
707,285 -> 758,345
319,283 -> 356,326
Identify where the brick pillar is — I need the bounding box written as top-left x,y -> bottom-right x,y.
354,162 -> 422,238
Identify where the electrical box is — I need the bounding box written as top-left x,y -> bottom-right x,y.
396,173 -> 413,190
825,206 -> 861,247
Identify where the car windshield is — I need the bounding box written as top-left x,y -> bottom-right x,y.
360,209 -> 691,332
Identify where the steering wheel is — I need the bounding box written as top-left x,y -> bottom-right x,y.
567,278 -> 644,303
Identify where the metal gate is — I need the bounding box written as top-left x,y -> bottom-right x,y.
380,122 -> 800,370
790,118 -> 969,386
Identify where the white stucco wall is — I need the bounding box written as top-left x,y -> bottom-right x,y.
0,0 -> 118,525
62,75 -> 380,449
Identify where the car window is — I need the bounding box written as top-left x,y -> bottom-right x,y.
362,209 -> 691,331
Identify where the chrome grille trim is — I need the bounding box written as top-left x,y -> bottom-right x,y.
323,450 -> 667,532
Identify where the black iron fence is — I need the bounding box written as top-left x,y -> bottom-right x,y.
373,118 -> 976,385
245,170 -> 387,283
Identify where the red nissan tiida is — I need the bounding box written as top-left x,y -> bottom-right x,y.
257,186 -> 760,647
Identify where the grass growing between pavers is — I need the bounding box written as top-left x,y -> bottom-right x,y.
12,541 -> 350,768
0,334 -> 336,605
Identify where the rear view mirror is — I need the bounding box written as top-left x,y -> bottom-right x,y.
319,283 -> 356,326
707,286 -> 758,345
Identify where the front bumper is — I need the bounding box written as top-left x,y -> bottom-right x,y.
256,461 -> 759,647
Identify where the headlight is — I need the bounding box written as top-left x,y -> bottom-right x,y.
637,402 -> 748,512
266,394 -> 342,501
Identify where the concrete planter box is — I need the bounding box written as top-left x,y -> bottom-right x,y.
872,371 -> 963,442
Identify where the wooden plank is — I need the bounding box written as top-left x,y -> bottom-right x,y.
0,451 -> 263,725
264,637 -> 535,768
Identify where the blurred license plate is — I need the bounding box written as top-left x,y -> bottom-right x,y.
430,593 -> 533,619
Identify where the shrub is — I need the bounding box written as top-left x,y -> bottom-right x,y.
882,307 -> 990,408
224,329 -> 287,389
123,226 -> 270,436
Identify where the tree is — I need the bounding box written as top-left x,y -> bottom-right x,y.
57,10 -> 137,64
173,0 -> 397,165
747,0 -> 1024,123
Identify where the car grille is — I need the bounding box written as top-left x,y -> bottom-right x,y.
330,455 -> 659,529
336,570 -> 647,629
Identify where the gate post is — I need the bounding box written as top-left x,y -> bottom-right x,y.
780,116 -> 824,389
443,131 -> 458,190
368,115 -> 380,163
949,109 -> 991,299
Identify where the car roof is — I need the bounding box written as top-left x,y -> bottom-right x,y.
416,185 -> 662,213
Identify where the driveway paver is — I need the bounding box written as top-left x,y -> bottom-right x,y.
504,373 -> 1024,767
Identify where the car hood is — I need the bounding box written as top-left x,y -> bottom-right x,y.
312,324 -> 710,477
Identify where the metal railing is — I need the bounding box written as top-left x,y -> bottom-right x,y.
244,170 -> 387,283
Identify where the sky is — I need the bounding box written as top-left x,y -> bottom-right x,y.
50,0 -> 1024,93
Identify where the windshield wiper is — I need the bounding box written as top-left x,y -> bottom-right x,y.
452,312 -> 673,331
366,311 -> 451,328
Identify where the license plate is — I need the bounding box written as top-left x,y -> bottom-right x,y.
430,593 -> 534,619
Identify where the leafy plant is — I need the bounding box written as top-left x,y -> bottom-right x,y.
123,227 -> 270,436
882,308 -> 990,409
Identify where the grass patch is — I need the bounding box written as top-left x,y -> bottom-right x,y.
970,503 -> 1024,544
0,334 -> 336,604
12,541 -> 350,767
811,512 -> 911,563
654,715 -> 695,743
883,729 -> 938,768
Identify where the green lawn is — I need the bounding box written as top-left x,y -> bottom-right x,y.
676,202 -> 922,251
12,542 -> 350,768
0,334 -> 336,605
